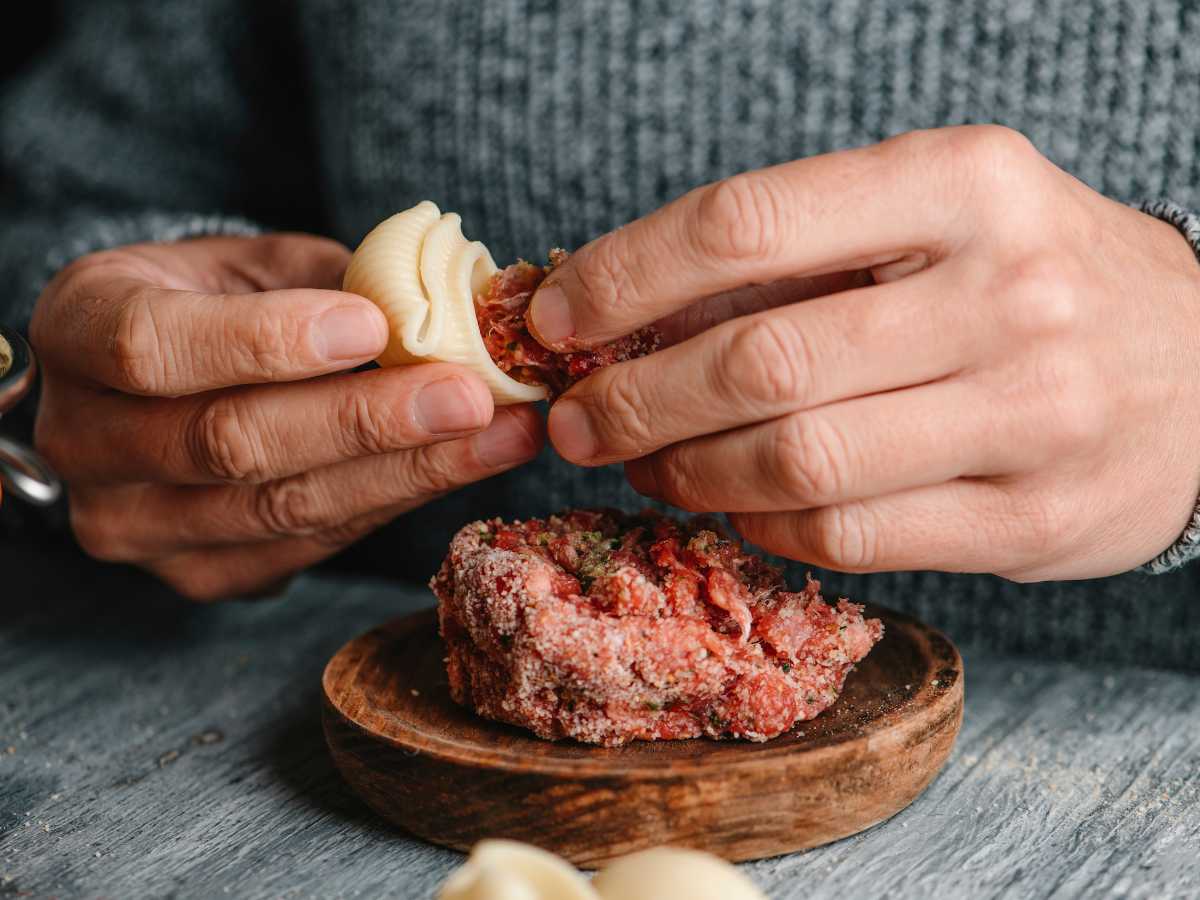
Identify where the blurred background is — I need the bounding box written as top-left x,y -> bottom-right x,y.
0,7 -> 60,541
1,5 -> 55,78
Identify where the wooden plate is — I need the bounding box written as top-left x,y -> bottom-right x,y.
322,605 -> 962,867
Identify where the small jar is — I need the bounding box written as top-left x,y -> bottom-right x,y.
0,326 -> 61,506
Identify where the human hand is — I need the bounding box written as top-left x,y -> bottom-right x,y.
31,234 -> 543,599
530,126 -> 1200,580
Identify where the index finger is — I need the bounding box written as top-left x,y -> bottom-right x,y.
42,277 -> 388,397
528,126 -> 997,349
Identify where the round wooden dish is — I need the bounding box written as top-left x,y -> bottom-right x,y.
322,605 -> 962,867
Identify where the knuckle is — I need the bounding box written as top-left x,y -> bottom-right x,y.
771,414 -> 850,505
403,444 -> 468,497
192,399 -> 271,483
111,296 -> 170,395
999,257 -> 1081,339
574,238 -> 638,323
254,476 -> 328,538
810,503 -> 879,572
880,127 -> 1046,242
693,173 -> 782,264
933,126 -> 1046,222
237,312 -> 297,381
651,448 -> 708,512
336,392 -> 396,457
720,316 -> 812,409
594,371 -> 656,452
966,123 -> 1036,158
943,124 -> 1038,183
1005,490 -> 1077,562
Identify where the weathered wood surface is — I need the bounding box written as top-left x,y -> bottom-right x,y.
1,538 -> 1198,899
322,607 -> 962,865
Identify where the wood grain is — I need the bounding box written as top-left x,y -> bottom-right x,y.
322,606 -> 963,866
3,540 -> 1199,898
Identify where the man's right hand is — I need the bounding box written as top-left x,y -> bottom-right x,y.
30,234 -> 543,600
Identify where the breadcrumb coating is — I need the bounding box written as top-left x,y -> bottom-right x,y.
432,509 -> 883,747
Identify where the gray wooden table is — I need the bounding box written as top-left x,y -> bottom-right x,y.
2,539 -> 1198,899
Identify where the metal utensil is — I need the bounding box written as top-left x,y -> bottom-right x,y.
0,326 -> 62,506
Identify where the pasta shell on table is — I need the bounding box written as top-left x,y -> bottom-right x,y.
591,847 -> 767,900
438,840 -> 599,900
342,201 -> 548,405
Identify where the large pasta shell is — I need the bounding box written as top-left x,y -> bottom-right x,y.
343,202 -> 548,405
591,847 -> 766,900
438,840 -> 598,900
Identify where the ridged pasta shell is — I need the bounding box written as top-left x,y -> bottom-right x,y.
343,202 -> 549,405
591,847 -> 766,900
438,840 -> 598,900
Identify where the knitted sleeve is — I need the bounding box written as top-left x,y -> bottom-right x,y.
0,0 -> 318,539
1139,200 -> 1200,574
0,0 -> 323,331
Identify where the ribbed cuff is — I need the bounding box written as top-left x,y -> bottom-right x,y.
1138,199 -> 1200,574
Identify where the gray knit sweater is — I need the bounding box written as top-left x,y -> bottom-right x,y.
2,0 -> 1199,668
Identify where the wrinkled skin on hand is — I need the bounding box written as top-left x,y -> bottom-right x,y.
31,234 -> 543,600
530,125 -> 1200,581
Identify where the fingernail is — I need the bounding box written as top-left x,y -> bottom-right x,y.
416,377 -> 489,434
474,410 -> 540,467
529,283 -> 575,348
316,305 -> 386,361
549,400 -> 598,462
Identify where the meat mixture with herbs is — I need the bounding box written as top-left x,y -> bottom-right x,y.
432,509 -> 883,746
474,252 -> 661,398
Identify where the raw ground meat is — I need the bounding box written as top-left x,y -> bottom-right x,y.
474,252 -> 661,398
432,509 -> 884,747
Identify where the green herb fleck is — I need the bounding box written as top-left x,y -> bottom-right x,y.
575,530 -> 618,591
707,711 -> 729,731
